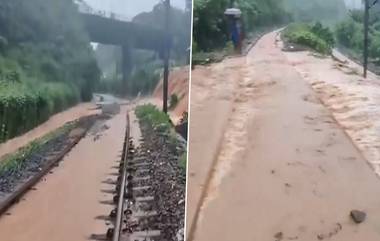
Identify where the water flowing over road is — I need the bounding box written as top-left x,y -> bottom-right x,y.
187,31 -> 380,241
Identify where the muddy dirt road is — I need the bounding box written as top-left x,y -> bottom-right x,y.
0,106 -> 137,241
187,31 -> 380,241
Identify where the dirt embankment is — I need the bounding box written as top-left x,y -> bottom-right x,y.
153,66 -> 189,123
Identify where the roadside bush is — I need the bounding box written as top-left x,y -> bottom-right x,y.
311,22 -> 335,47
127,69 -> 160,96
283,23 -> 333,54
135,104 -> 171,132
0,82 -> 80,143
335,18 -> 363,50
335,13 -> 380,61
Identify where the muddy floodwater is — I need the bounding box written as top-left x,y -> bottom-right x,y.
0,106 -> 133,241
187,31 -> 380,241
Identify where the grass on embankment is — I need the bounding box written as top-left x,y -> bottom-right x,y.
179,152 -> 187,175
282,22 -> 335,55
0,122 -> 75,176
135,104 -> 187,174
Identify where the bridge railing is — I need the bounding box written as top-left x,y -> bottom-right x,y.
75,0 -> 130,22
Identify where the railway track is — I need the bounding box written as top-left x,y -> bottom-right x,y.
0,115 -> 97,215
0,110 -> 184,241
105,113 -> 162,241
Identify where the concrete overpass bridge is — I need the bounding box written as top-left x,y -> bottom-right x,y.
75,1 -> 168,85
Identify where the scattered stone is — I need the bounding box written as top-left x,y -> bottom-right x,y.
350,210 -> 366,223
317,223 -> 342,240
274,231 -> 283,240
176,228 -> 184,241
317,234 -> 324,240
101,102 -> 120,116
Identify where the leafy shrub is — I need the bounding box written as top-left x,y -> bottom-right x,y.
311,22 -> 335,47
335,13 -> 380,61
335,18 -> 362,49
283,23 -> 333,54
135,104 -> 171,132
0,82 -> 79,143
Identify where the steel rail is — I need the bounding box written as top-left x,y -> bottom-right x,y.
112,112 -> 130,241
0,116 -> 97,215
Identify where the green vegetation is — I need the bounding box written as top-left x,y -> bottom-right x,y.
0,0 -> 100,143
0,122 -> 75,175
133,3 -> 191,65
179,152 -> 187,175
193,0 -> 290,53
126,65 -> 161,97
284,0 -> 347,24
135,104 -> 171,132
282,22 -> 335,54
95,2 -> 191,96
335,8 -> 380,63
135,104 -> 187,174
192,0 -> 348,63
95,46 -> 161,96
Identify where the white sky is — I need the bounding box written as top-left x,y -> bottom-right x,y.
344,0 -> 363,9
83,0 -> 185,19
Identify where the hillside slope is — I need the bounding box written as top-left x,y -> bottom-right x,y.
153,67 -> 189,123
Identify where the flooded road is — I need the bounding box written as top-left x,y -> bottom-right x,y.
0,106 -> 138,241
187,31 -> 380,241
285,49 -> 380,176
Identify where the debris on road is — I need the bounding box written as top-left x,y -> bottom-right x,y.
350,210 -> 366,224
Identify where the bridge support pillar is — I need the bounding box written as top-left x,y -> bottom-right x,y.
121,44 -> 132,92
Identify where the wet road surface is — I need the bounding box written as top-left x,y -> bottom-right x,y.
187,31 -> 380,241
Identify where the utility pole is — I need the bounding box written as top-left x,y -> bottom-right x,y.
364,0 -> 369,78
162,0 -> 170,113
363,0 -> 379,78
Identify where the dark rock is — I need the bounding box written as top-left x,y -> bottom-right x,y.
274,231 -> 283,240
350,210 -> 366,223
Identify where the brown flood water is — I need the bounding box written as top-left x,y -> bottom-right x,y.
187,31 -> 380,241
0,106 -> 137,241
